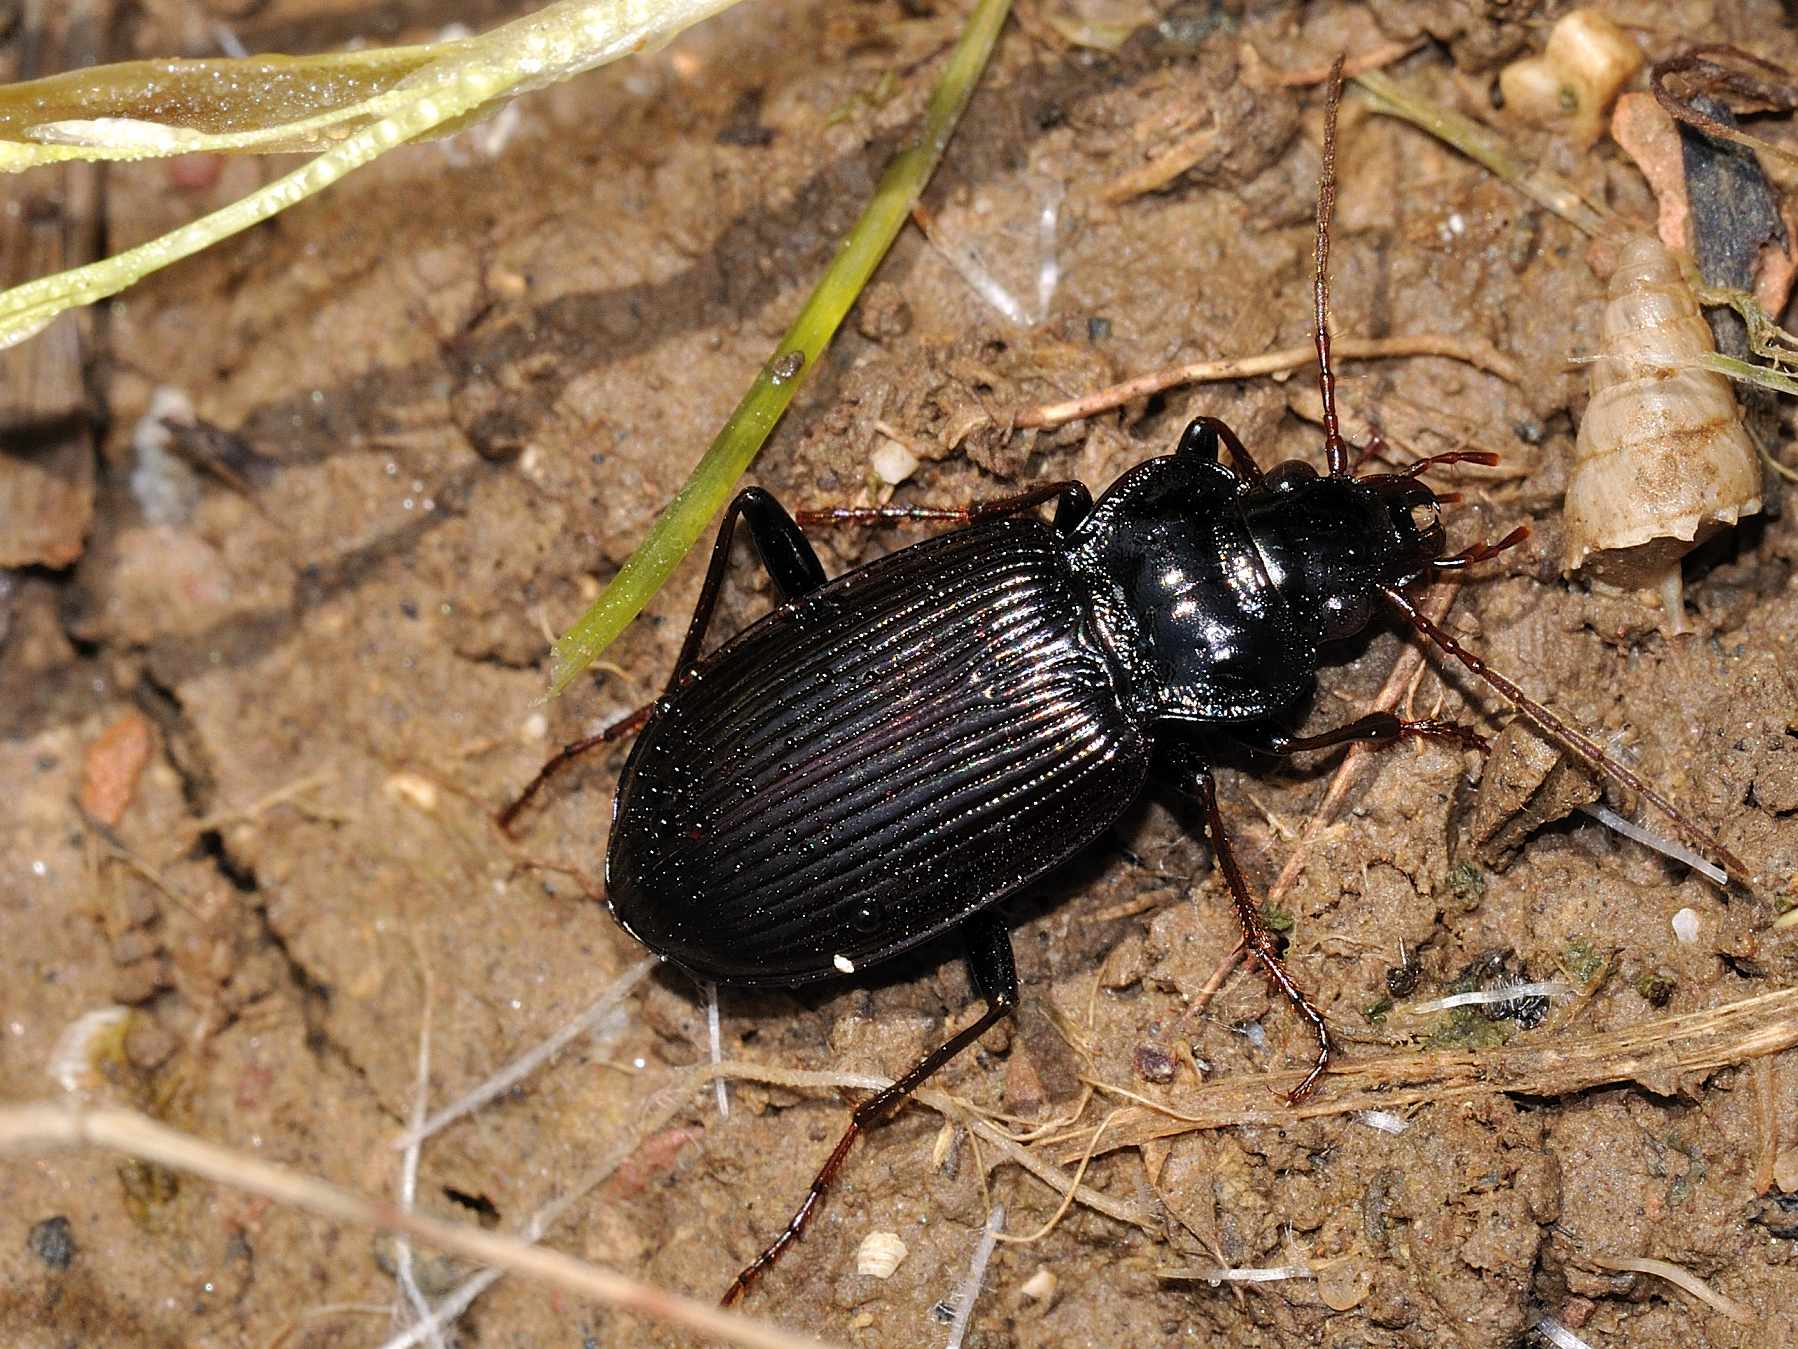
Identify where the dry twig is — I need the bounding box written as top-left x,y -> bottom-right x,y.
1011,335 -> 1519,432
0,1102 -> 828,1349
1055,987 -> 1798,1162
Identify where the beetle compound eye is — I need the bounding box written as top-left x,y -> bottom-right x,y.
1407,501 -> 1438,533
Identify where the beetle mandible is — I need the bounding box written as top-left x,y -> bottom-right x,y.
502,64 -> 1744,1306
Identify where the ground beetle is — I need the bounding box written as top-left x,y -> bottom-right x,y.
502,66 -> 1744,1305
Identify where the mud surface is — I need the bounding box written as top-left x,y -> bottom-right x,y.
4,1 -> 1798,1346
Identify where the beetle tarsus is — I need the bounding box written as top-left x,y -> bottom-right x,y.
1246,710 -> 1490,758
1430,524 -> 1531,571
721,1124 -> 861,1307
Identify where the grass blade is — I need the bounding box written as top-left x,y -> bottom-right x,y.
547,0 -> 1015,694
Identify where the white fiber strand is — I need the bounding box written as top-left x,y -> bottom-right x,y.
393,956 -> 656,1150
704,980 -> 729,1118
945,1205 -> 1004,1349
1404,982 -> 1575,1014
1578,802 -> 1727,886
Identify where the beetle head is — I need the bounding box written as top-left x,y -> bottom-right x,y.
1244,465 -> 1447,641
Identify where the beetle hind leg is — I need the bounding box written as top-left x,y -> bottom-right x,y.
720,914 -> 1018,1306
498,487 -> 829,835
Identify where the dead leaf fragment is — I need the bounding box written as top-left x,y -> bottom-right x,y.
80,710 -> 155,827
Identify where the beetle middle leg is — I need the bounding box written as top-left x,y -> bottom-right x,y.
1176,415 -> 1264,484
794,478 -> 1094,536
1169,752 -> 1333,1103
721,912 -> 1018,1306
499,486 -> 829,834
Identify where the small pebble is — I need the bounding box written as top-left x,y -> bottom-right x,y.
28,1216 -> 75,1270
1671,907 -> 1699,944
383,772 -> 439,813
79,710 -> 155,827
1133,1042 -> 1175,1083
870,439 -> 919,486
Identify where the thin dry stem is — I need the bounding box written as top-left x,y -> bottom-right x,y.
1273,39 -> 1426,87
1011,335 -> 1519,432
1753,1055 -> 1780,1196
0,1102 -> 829,1349
391,956 -> 657,1150
1055,987 -> 1798,1162
994,1108 -> 1126,1245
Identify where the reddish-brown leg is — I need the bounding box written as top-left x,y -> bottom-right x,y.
1169,755 -> 1333,1102
1246,710 -> 1490,757
794,479 -> 1092,537
721,914 -> 1018,1305
500,487 -> 827,835
497,704 -> 655,836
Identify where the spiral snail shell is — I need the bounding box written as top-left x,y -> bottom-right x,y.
1562,235 -> 1763,632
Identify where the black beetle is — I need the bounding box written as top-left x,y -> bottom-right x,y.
503,65 -> 1743,1305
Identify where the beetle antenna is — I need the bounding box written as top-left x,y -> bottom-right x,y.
1381,586 -> 1754,889
1316,54 -> 1349,479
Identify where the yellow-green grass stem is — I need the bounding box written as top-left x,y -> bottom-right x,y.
547,0 -> 1014,694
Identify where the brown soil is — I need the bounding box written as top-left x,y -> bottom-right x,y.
4,1 -> 1798,1346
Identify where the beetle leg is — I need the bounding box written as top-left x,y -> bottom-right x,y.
794,480 -> 1094,537
498,488 -> 827,835
496,704 -> 656,837
721,914 -> 1019,1307
1170,757 -> 1332,1103
674,486 -> 827,675
1176,415 -> 1264,485
1240,711 -> 1490,757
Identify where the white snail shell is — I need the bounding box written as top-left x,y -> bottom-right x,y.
1563,235 -> 1762,631
855,1230 -> 909,1279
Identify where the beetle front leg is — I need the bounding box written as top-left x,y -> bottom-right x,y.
1239,711 -> 1490,758
499,487 -> 828,834
1167,754 -> 1332,1103
721,913 -> 1019,1306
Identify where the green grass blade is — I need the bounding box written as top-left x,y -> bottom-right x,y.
547,0 -> 1015,695
1697,350 -> 1798,397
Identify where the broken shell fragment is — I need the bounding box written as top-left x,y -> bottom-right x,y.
1499,9 -> 1644,146
856,1230 -> 909,1279
1563,236 -> 1762,632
